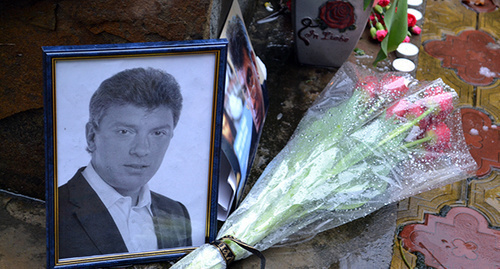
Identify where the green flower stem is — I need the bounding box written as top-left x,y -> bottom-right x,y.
376,107 -> 434,148
222,101 -> 439,262
402,135 -> 432,149
330,106 -> 434,178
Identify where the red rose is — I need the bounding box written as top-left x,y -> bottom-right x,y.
319,1 -> 356,29
376,29 -> 387,41
378,0 -> 391,7
407,13 -> 417,27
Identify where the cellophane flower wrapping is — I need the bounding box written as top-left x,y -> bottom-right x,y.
171,63 -> 477,268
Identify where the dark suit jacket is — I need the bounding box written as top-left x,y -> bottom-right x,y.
58,167 -> 192,259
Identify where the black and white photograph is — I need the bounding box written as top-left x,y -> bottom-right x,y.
43,41 -> 226,268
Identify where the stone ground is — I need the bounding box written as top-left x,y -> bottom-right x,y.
1,0 -> 499,268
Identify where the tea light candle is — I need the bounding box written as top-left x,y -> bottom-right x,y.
392,58 -> 416,73
408,0 -> 423,7
396,43 -> 419,60
407,8 -> 423,21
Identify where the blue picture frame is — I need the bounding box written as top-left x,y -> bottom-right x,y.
43,39 -> 227,268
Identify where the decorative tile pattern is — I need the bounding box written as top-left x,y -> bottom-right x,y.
421,0 -> 476,42
397,180 -> 467,225
399,207 -> 500,269
424,30 -> 500,86
416,48 -> 475,106
461,108 -> 500,177
477,82 -> 500,122
462,0 -> 499,13
479,10 -> 500,40
469,172 -> 500,227
390,236 -> 417,269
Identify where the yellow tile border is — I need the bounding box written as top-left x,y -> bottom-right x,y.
469,171 -> 500,227
477,81 -> 500,122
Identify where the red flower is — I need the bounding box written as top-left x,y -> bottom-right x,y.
370,14 -> 376,22
407,13 -> 417,27
403,36 -> 411,43
411,25 -> 422,35
379,75 -> 409,99
423,86 -> 455,121
386,99 -> 410,118
358,75 -> 379,98
319,1 -> 356,29
424,122 -> 452,152
376,29 -> 387,41
424,86 -> 445,95
378,0 -> 391,7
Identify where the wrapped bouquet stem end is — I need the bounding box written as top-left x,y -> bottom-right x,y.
171,63 -> 478,268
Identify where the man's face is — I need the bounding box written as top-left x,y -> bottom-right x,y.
86,104 -> 174,196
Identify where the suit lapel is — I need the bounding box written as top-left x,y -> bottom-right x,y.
68,172 -> 128,255
151,194 -> 184,248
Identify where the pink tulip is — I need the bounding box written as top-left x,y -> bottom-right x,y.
424,122 -> 452,152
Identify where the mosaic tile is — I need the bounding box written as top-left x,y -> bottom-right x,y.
390,236 -> 418,269
477,81 -> 500,122
461,107 -> 500,177
424,30 -> 500,86
469,172 -> 500,227
416,49 -> 475,106
478,10 -> 500,40
421,0 -> 476,42
399,206 -> 500,269
397,180 -> 467,225
462,0 -> 499,13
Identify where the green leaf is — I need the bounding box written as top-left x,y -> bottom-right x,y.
373,0 -> 409,66
364,0 -> 373,10
386,0 -> 408,52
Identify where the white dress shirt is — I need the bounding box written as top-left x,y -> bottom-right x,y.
82,164 -> 158,252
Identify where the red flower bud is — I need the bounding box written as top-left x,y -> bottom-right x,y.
358,75 -> 379,98
403,36 -> 411,43
376,29 -> 388,42
407,13 -> 417,27
380,75 -> 409,99
421,86 -> 455,121
386,99 -> 410,118
378,0 -> 391,7
424,122 -> 452,152
411,25 -> 422,34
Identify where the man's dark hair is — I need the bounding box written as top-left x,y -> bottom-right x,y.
226,15 -> 252,70
88,67 -> 183,128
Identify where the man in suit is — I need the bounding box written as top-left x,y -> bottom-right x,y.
58,67 -> 192,259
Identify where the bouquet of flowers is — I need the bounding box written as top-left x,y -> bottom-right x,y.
171,63 -> 477,268
368,0 -> 422,44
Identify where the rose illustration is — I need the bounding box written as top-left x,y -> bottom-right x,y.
319,1 -> 356,30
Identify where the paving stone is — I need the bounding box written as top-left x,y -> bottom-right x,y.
396,180 -> 468,225
421,0 -> 476,42
399,206 -> 500,268
479,9 -> 500,40
461,108 -> 500,177
424,30 -> 500,86
477,82 -> 500,122
0,191 -> 45,269
469,172 -> 500,227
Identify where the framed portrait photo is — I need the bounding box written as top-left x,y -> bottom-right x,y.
43,40 -> 227,268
